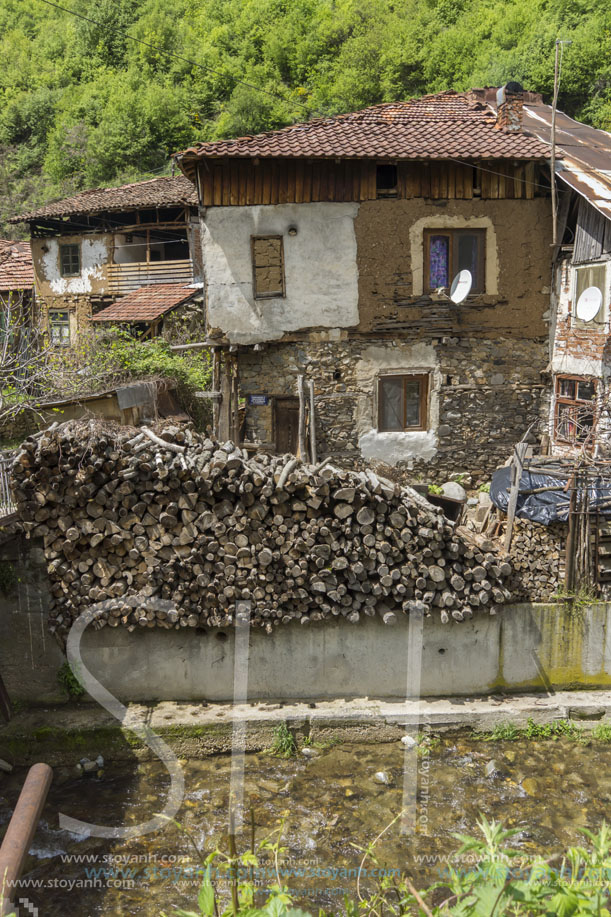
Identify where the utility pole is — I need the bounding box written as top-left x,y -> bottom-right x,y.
551,39 -> 572,246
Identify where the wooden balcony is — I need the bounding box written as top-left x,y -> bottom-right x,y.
107,259 -> 193,295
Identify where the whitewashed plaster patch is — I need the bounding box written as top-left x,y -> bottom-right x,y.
202,202 -> 360,343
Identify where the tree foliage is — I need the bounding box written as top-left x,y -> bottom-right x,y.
2,0 -> 611,234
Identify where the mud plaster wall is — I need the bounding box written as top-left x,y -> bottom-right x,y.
201,202 -> 360,344
238,335 -> 546,479
36,293 -> 95,344
355,197 -> 552,337
32,234 -> 111,298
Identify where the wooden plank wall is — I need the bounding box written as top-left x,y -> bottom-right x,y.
198,159 -> 541,206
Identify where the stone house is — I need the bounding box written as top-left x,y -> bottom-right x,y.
175,86 -> 554,478
514,101 -> 611,457
9,175 -> 203,345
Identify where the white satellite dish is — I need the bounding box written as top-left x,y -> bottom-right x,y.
450,270 -> 472,304
576,286 -> 603,322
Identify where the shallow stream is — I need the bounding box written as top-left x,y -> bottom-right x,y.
1,733 -> 610,915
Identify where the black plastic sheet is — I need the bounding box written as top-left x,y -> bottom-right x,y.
490,466 -> 611,525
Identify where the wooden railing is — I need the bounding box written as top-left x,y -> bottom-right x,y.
0,453 -> 16,521
107,259 -> 193,294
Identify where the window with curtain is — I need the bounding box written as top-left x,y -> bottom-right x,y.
424,229 -> 485,293
378,374 -> 429,432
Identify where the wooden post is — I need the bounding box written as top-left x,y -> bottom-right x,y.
297,375 -> 307,460
218,354 -> 232,442
308,379 -> 317,464
0,671 -> 10,723
504,441 -> 529,553
231,354 -> 240,445
212,348 -> 221,437
565,477 -> 577,593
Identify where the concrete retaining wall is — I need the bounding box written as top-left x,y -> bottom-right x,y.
77,602 -> 611,702
2,535 -> 611,703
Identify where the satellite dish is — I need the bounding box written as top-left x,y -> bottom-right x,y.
576,286 -> 603,322
450,270 -> 472,304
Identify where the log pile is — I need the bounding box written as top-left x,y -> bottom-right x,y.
508,518 -> 566,601
11,420 -> 514,636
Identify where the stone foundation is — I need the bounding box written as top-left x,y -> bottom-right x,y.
238,335 -> 547,481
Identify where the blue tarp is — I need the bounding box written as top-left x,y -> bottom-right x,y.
490,466 -> 611,525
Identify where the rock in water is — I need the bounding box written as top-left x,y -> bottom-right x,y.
374,771 -> 393,786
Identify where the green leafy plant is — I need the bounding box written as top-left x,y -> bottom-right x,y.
174,816 -> 611,916
479,482 -> 490,493
269,723 -> 297,758
428,484 -> 443,495
475,718 -> 587,742
57,660 -> 85,698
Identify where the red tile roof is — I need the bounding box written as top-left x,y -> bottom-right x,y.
92,284 -> 198,324
11,175 -> 197,223
177,91 -> 551,168
0,240 -> 34,291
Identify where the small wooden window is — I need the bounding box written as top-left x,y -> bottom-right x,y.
555,375 -> 596,444
574,263 -> 606,327
378,373 -> 429,432
251,235 -> 285,298
49,309 -> 71,347
60,244 -> 80,277
424,229 -> 485,293
376,164 -> 398,199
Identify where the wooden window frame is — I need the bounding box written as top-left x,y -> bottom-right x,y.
377,372 -> 429,433
423,228 -> 486,293
48,309 -> 71,347
376,163 -> 398,199
554,375 -> 597,446
251,234 -> 285,299
573,262 -> 607,328
59,243 -> 81,277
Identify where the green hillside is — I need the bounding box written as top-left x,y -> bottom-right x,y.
1,0 -> 610,234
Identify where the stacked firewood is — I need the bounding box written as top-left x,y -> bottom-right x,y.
509,518 -> 566,601
11,420 -> 513,635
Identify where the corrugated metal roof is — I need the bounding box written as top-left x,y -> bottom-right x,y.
521,103 -> 611,219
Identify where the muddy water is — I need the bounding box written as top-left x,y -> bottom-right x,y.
1,735 -> 610,916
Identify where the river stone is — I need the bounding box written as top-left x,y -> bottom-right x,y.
374,771 -> 393,786
441,481 -> 467,502
485,760 -> 497,777
301,747 -> 319,757
521,777 -> 538,796
400,735 -> 417,749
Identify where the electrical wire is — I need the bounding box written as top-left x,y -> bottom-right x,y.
32,0 -> 310,114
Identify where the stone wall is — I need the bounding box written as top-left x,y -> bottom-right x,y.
238,334 -> 547,480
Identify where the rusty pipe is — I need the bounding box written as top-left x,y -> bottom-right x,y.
0,763 -> 53,917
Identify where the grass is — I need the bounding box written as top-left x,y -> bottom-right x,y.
269,722 -> 297,758
472,717 -> 611,743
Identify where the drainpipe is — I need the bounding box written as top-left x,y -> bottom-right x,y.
0,764 -> 53,916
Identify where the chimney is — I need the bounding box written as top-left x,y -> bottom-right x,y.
495,82 -> 524,132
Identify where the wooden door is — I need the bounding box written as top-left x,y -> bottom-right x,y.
274,397 -> 300,454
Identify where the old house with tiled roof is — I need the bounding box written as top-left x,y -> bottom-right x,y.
176,86 -> 554,476
0,240 -> 34,301
10,175 -> 202,344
